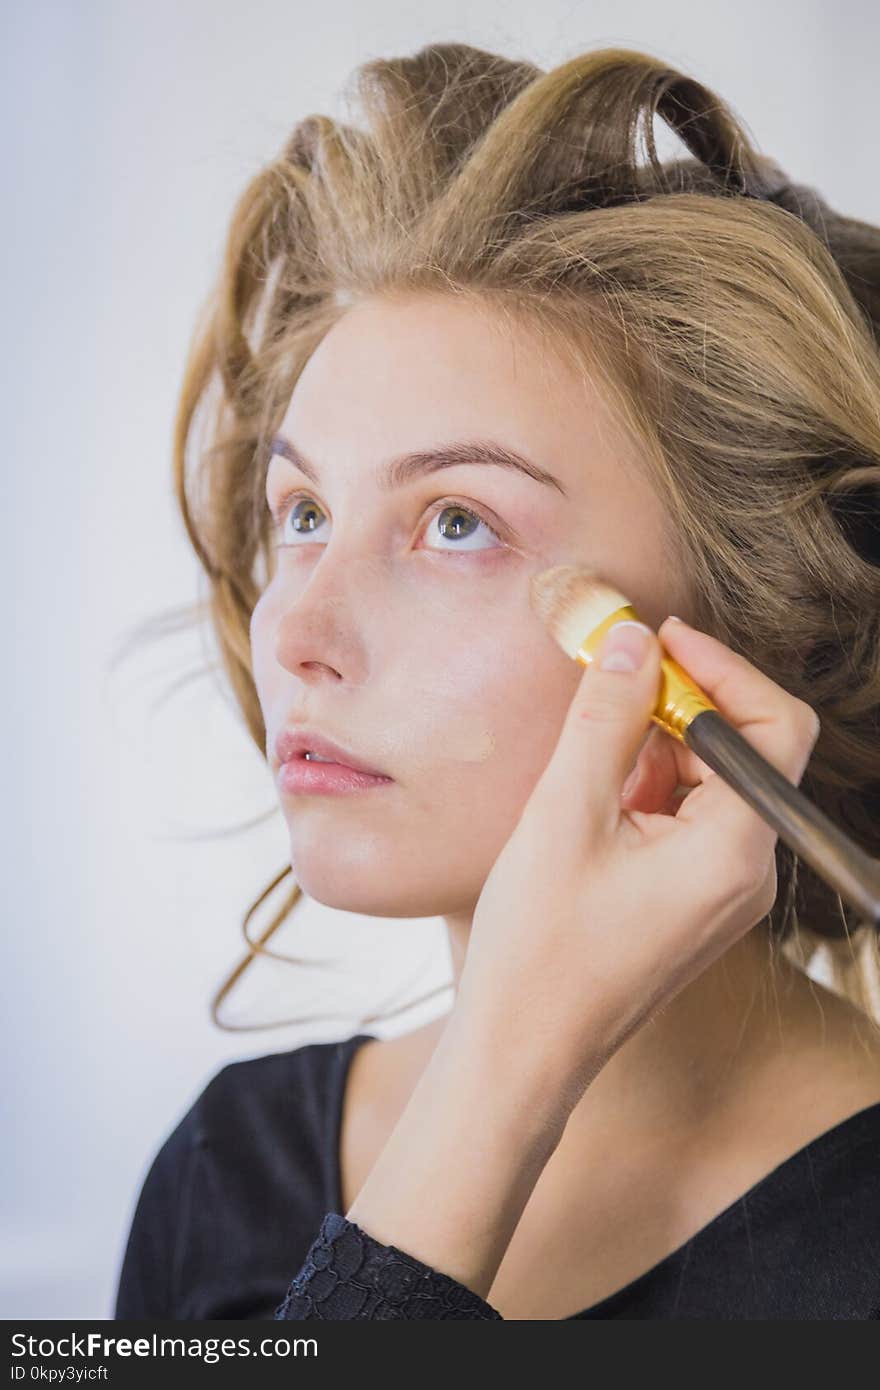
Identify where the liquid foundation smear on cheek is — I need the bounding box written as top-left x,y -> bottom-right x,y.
373,708 -> 497,770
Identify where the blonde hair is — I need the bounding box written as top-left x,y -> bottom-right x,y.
120,42 -> 880,1031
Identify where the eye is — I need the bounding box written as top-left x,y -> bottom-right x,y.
268,490 -> 327,545
267,490 -> 506,553
419,500 -> 505,552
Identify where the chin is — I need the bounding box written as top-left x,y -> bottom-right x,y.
292,878 -> 437,919
286,845 -> 469,920
284,809 -> 490,914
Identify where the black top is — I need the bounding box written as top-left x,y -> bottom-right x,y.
113,1032 -> 880,1320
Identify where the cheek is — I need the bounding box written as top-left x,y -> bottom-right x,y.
399,641 -> 580,900
477,641 -> 581,802
249,588 -> 269,651
398,621 -> 579,802
248,590 -> 278,703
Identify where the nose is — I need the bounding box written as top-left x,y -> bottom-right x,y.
269,549 -> 386,686
274,591 -> 350,685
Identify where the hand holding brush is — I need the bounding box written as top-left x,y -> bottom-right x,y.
529,565 -> 880,931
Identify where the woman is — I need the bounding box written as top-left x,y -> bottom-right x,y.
113,42 -> 880,1320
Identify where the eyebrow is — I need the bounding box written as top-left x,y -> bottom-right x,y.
267,434 -> 568,497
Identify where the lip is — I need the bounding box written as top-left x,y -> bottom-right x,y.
273,727 -> 392,779
277,759 -> 395,796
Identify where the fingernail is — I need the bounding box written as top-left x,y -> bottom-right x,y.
598,620 -> 652,672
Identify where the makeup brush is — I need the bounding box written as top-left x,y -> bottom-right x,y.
530,564 -> 880,929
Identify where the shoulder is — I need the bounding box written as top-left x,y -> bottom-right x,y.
114,1034 -> 373,1318
188,1035 -> 363,1146
128,1033 -> 373,1212
791,1094 -> 880,1316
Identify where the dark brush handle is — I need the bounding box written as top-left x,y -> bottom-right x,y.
685,709 -> 880,928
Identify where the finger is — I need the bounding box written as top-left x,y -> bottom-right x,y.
534,619 -> 663,841
621,725 -> 682,814
658,616 -> 820,782
622,720 -> 728,810
656,615 -> 821,854
622,615 -> 819,821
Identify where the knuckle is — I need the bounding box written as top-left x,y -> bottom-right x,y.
792,696 -> 820,744
728,851 -> 768,901
754,868 -> 779,918
576,680 -> 627,726
692,832 -> 770,907
790,701 -> 821,782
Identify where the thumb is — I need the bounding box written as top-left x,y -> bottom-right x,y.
538,619 -> 663,839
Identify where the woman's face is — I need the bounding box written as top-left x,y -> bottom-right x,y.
250,292 -> 687,919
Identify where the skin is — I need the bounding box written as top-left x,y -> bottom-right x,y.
250,291 -> 880,1317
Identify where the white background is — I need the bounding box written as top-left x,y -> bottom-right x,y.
4,0 -> 878,1318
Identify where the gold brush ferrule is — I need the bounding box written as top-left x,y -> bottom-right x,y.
574,604 -> 718,745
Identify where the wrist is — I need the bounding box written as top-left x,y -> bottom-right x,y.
344,1010 -> 569,1298
435,1006 -> 581,1152
443,962 -> 619,1127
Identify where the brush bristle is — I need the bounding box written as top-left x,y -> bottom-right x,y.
530,564 -> 632,660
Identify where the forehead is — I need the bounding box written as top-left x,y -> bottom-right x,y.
276,292 -> 641,496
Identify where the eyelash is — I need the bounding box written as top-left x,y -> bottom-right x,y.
267,488 -> 507,551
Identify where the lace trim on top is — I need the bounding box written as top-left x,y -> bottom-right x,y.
274,1212 -> 503,1320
